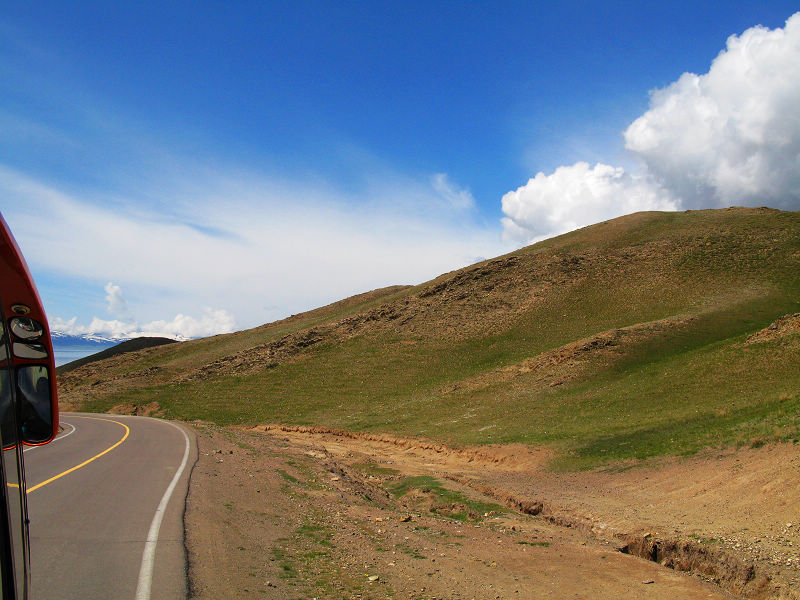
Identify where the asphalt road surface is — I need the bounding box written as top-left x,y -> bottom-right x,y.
23,412 -> 196,600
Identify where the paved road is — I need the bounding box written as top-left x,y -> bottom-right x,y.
22,412 -> 196,600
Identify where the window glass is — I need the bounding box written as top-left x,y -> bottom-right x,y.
0,370 -> 16,449
16,366 -> 52,445
0,319 -> 7,363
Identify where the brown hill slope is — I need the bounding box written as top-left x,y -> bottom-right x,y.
59,207 -> 800,468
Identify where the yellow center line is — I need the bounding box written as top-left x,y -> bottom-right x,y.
26,416 -> 130,494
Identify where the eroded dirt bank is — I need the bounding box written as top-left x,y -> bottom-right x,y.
184,424 -> 800,599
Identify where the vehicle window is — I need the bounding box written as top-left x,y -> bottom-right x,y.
16,366 -> 52,445
0,370 -> 15,450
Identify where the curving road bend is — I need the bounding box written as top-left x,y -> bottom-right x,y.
22,412 -> 196,600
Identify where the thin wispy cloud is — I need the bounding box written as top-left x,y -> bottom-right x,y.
431,173 -> 476,211
1,163 -> 509,338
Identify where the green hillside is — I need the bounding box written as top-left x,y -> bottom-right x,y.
58,207 -> 800,469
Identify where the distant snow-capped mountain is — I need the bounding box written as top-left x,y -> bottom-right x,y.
50,331 -> 130,346
49,332 -> 128,367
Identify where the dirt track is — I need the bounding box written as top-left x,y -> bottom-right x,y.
185,424 -> 799,599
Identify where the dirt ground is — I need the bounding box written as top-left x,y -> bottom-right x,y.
184,424 -> 799,600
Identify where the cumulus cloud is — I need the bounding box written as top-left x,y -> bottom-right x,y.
50,307 -> 236,340
50,316 -> 128,338
503,13 -> 800,243
624,12 -> 800,208
132,308 -> 237,339
501,162 -> 677,243
104,282 -> 129,317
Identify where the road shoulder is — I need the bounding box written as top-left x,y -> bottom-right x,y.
184,423 -> 749,599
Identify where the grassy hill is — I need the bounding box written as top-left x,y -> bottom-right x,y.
58,207 -> 800,469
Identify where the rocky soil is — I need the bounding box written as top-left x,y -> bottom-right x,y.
183,423 -> 800,599
746,313 -> 800,345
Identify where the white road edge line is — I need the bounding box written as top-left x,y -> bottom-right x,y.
23,422 -> 76,452
134,420 -> 191,600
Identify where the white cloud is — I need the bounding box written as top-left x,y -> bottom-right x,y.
104,282 -> 129,317
137,309 -> 237,339
624,12 -> 800,208
501,162 -> 677,243
50,316 -> 129,339
52,280 -> 235,339
50,307 -> 236,340
504,13 -> 800,242
1,164 -> 510,332
431,173 -> 475,210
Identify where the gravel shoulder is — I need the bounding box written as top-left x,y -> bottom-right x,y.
182,424 -> 800,599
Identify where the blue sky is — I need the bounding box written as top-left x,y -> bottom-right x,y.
1,2 -> 799,338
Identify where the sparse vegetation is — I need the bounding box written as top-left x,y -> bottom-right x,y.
351,461 -> 401,477
276,469 -> 298,483
387,475 -> 504,522
517,540 -> 550,547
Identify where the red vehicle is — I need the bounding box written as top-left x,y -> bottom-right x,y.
0,213 -> 59,599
